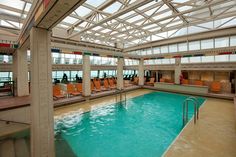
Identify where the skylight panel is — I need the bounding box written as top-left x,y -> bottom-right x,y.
0,0 -> 25,10
118,11 -> 136,19
142,24 -> 158,30
126,15 -> 143,23
62,16 -> 78,24
104,2 -> 122,14
145,8 -> 158,16
85,0 -> 106,8
177,6 -> 192,12
159,18 -> 174,24
92,26 -> 103,31
172,0 -> 189,3
100,29 -> 111,33
25,3 -> 32,12
167,21 -> 183,28
58,24 -> 69,28
138,1 -> 157,10
153,11 -> 172,20
1,20 -> 14,28
75,6 -> 91,17
0,9 -> 21,17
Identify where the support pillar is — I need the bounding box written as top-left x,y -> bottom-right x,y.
174,58 -> 181,84
30,27 -> 54,157
117,57 -> 124,89
234,71 -> 236,95
13,48 -> 29,96
82,55 -> 91,96
156,71 -> 159,82
138,58 -> 144,86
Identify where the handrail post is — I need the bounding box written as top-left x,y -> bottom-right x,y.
182,102 -> 186,127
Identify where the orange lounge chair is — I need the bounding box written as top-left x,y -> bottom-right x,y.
194,80 -> 203,86
133,77 -> 139,84
160,78 -> 165,82
91,81 -> 98,93
93,79 -> 104,91
104,79 -> 114,90
146,77 -> 155,85
53,85 -> 65,99
108,78 -> 116,89
75,83 -> 82,93
182,79 -> 189,85
211,81 -> 221,93
67,83 -> 81,96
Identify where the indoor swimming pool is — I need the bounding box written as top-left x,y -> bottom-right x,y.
54,92 -> 205,157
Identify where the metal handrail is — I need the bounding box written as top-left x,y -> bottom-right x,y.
0,119 -> 30,125
182,97 -> 199,127
115,88 -> 127,106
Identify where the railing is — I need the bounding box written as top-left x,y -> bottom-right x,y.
0,81 -> 14,97
0,119 -> 30,125
182,96 -> 200,127
115,88 -> 127,106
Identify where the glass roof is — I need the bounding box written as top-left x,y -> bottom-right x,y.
0,0 -> 236,48
0,0 -> 32,37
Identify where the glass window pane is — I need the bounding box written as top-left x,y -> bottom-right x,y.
230,54 -> 236,62
178,42 -> 187,52
189,41 -> 200,50
169,44 -> 177,53
181,57 -> 189,63
153,47 -> 160,54
215,37 -> 229,48
161,59 -> 170,64
161,46 -> 168,53
189,56 -> 201,63
201,56 -> 214,63
230,36 -> 236,47
201,39 -> 214,49
215,55 -> 229,62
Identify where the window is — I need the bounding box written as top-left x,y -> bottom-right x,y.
178,42 -> 187,52
201,56 -> 214,63
91,71 -> 98,78
153,47 -> 160,54
215,55 -> 229,62
181,57 -> 189,63
161,46 -> 168,53
215,37 -> 229,48
189,56 -> 201,63
229,54 -> 236,62
201,39 -> 214,49
169,44 -> 177,53
230,36 -> 236,46
189,41 -> 200,50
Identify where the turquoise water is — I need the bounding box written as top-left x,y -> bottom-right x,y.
55,92 -> 205,157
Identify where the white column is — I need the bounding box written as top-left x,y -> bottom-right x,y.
82,55 -> 91,96
174,58 -> 181,84
138,58 -> 144,86
13,48 -> 29,96
234,71 -> 236,95
30,27 -> 54,157
156,71 -> 159,82
117,57 -> 124,89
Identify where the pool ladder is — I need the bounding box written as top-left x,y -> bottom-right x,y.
182,96 -> 200,127
115,88 -> 127,106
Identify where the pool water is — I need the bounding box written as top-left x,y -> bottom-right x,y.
55,92 -> 205,157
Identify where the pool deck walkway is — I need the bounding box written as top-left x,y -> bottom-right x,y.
164,97 -> 236,157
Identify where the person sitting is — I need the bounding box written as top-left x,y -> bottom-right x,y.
61,73 -> 69,84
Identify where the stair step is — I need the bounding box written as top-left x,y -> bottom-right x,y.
14,138 -> 30,157
0,139 -> 15,157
